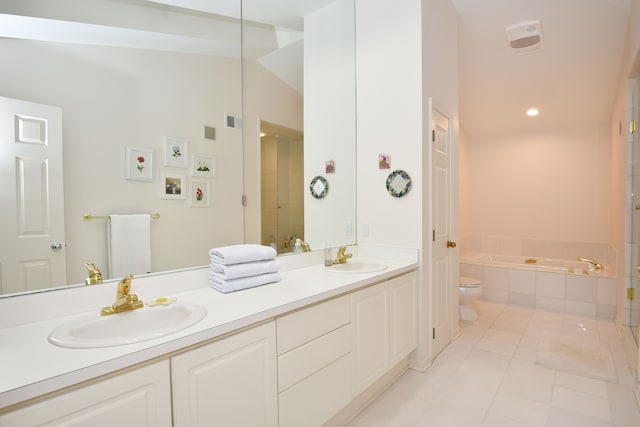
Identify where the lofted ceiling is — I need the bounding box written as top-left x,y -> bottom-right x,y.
450,0 -> 632,136
3,0 -> 631,134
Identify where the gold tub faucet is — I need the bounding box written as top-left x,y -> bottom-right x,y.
333,244 -> 353,265
101,274 -> 144,315
577,257 -> 603,273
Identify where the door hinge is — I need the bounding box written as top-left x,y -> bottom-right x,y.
628,287 -> 635,301
432,130 -> 436,142
432,230 -> 435,242
432,328 -> 435,340
241,195 -> 247,207
630,120 -> 637,135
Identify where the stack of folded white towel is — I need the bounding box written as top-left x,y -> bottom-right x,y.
208,244 -> 281,293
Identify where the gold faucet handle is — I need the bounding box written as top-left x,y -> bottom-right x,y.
85,262 -> 103,285
337,244 -> 353,256
117,274 -> 134,298
333,245 -> 354,264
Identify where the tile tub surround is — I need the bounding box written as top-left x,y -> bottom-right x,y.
461,236 -> 617,269
460,260 -> 617,319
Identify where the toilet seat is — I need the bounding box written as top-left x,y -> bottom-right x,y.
459,276 -> 481,288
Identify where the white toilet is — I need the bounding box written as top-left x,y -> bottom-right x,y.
459,276 -> 482,321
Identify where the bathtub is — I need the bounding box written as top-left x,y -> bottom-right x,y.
462,253 -> 614,277
460,253 -> 617,318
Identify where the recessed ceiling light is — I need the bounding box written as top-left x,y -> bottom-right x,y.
526,108 -> 539,117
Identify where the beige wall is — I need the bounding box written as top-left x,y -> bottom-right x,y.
303,0 -> 357,249
459,128 -> 471,241
356,0 -> 423,249
463,125 -> 611,244
356,0 -> 459,369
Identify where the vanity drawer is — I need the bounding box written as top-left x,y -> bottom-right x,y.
277,294 -> 350,354
278,353 -> 352,427
278,323 -> 351,392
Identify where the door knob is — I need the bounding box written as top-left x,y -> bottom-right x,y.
51,242 -> 63,251
447,240 -> 457,248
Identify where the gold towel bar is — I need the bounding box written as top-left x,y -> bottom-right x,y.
83,213 -> 160,221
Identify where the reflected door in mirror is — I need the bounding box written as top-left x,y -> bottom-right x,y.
0,96 -> 67,293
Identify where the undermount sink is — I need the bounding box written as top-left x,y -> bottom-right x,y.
323,258 -> 387,274
48,301 -> 207,348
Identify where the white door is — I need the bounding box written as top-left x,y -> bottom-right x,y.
431,100 -> 454,357
0,96 -> 66,294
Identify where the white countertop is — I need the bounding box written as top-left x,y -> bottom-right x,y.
0,247 -> 418,410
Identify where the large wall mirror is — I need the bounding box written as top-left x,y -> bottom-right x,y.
242,0 -> 357,254
0,0 -> 356,297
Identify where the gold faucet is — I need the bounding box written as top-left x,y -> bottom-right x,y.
85,262 -> 103,285
333,244 -> 353,264
101,274 -> 144,315
298,239 -> 312,252
577,257 -> 604,273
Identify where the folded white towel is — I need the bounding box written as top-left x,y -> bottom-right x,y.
209,272 -> 281,293
209,244 -> 277,265
209,259 -> 280,280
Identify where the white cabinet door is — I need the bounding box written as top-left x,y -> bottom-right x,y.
171,321 -> 278,427
389,271 -> 417,365
351,282 -> 390,394
0,360 -> 171,427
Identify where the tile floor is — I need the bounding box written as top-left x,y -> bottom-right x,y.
347,300 -> 640,426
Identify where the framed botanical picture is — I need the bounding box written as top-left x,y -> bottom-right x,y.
190,179 -> 210,207
160,173 -> 185,199
191,153 -> 216,177
125,146 -> 153,181
163,136 -> 188,167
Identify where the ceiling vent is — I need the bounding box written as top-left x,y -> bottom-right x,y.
505,20 -> 543,55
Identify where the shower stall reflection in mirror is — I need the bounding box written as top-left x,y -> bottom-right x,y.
260,120 -> 304,254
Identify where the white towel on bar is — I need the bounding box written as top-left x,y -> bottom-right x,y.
108,214 -> 151,278
209,244 -> 277,266
209,259 -> 280,280
208,272 -> 281,293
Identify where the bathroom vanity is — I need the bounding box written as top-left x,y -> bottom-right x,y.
0,248 -> 417,426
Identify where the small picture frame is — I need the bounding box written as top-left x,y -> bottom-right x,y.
191,153 -> 216,177
125,146 -> 153,181
378,154 -> 391,169
160,173 -> 185,199
190,179 -> 210,207
163,136 -> 188,167
325,160 -> 336,174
